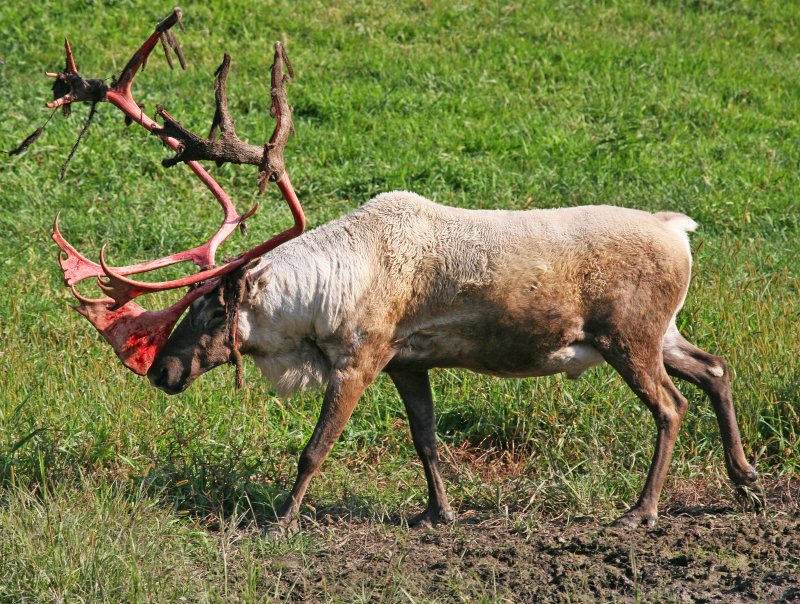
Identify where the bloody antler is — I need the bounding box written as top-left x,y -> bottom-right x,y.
38,9 -> 305,374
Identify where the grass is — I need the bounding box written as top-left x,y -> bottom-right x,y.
0,0 -> 798,600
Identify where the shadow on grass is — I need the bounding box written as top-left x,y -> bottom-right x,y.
134,441 -> 287,528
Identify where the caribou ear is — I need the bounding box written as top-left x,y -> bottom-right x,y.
244,271 -> 254,298
244,261 -> 271,303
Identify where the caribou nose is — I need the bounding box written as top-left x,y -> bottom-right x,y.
148,366 -> 169,390
147,360 -> 188,395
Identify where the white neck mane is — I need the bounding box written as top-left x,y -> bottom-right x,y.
235,202 -> 380,396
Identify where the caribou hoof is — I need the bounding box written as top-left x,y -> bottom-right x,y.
730,465 -> 760,487
735,482 -> 766,513
612,507 -> 658,530
409,506 -> 455,529
267,516 -> 300,539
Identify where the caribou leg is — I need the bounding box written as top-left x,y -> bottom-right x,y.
272,359 -> 381,534
597,335 -> 689,529
389,370 -> 455,527
662,325 -> 759,490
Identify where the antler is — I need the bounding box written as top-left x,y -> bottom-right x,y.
69,282 -> 215,375
50,9 -> 260,286
41,9 -> 306,374
156,43 -> 295,191
92,40 -> 304,308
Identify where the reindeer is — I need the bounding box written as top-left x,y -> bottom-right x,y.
30,10 -> 758,533
151,193 -> 762,531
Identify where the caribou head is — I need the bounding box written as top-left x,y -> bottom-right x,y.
148,268 -> 248,394
28,9 -> 305,387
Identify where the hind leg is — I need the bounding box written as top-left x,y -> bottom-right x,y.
389,370 -> 455,527
662,324 -> 758,488
596,336 -> 690,529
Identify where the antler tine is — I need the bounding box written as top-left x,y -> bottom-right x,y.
259,42 -> 294,193
208,53 -> 234,144
64,37 -> 78,74
45,8 -> 183,111
44,8 -> 186,126
45,38 -> 107,114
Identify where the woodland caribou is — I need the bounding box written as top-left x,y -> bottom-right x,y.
27,10 -> 758,533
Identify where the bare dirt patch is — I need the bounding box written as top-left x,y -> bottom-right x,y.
260,482 -> 799,602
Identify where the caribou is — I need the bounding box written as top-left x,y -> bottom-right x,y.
151,193 -> 761,531
31,10 -> 758,533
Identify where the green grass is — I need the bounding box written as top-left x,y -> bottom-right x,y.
0,0 -> 798,600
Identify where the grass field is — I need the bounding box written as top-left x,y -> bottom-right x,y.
1,1 -> 798,601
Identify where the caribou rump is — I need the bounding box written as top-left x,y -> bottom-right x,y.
27,10 -> 758,534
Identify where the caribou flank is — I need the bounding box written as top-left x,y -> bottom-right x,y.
149,191 -> 759,531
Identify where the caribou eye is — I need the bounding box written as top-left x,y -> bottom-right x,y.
209,308 -> 226,322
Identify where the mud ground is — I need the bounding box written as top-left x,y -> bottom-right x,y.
262,481 -> 799,602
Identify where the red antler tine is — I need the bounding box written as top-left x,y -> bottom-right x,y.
64,38 -> 78,73
53,214 -> 103,285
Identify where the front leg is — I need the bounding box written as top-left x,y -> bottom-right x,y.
272,358 -> 380,535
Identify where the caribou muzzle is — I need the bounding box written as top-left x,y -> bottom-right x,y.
147,356 -> 192,394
